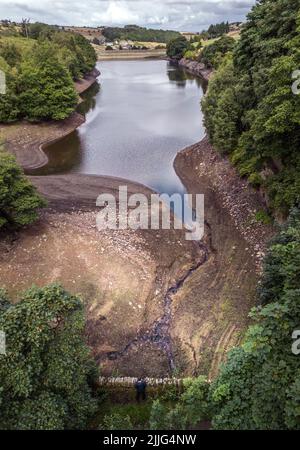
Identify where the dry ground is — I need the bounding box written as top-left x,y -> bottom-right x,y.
0,175 -> 202,377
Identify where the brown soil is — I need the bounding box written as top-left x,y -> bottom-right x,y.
175,137 -> 275,269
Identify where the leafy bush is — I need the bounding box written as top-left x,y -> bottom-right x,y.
209,208 -> 300,429
149,376 -> 211,430
200,35 -> 236,69
254,210 -> 273,225
0,43 -> 21,67
101,413 -> 133,430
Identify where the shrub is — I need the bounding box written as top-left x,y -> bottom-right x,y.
101,413 -> 133,430
200,35 -> 236,69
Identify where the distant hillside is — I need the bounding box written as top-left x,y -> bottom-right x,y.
101,25 -> 180,43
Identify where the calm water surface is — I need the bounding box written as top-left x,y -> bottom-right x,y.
38,60 -> 206,197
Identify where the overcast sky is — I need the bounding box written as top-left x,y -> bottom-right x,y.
0,0 -> 256,31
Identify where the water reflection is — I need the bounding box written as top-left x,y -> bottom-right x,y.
77,82 -> 100,116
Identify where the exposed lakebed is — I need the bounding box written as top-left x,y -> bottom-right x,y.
0,59 -> 260,376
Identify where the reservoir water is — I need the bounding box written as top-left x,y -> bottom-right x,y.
38,59 -> 206,199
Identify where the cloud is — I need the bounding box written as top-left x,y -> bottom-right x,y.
0,0 -> 256,30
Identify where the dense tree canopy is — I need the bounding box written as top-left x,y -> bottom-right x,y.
18,43 -> 78,121
200,36 -> 236,69
0,145 -> 45,229
0,284 -> 98,430
202,0 -> 300,214
209,208 -> 300,430
166,36 -> 189,60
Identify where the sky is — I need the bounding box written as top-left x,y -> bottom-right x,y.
0,0 -> 256,31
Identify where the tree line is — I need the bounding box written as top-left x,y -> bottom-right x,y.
202,0 -> 300,215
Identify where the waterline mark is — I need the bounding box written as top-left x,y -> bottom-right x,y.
96,186 -> 204,241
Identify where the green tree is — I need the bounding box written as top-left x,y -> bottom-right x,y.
0,284 -> 98,430
0,146 -> 45,229
166,36 -> 188,60
202,55 -> 240,153
209,208 -> 300,430
0,57 -> 20,122
206,21 -> 230,39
